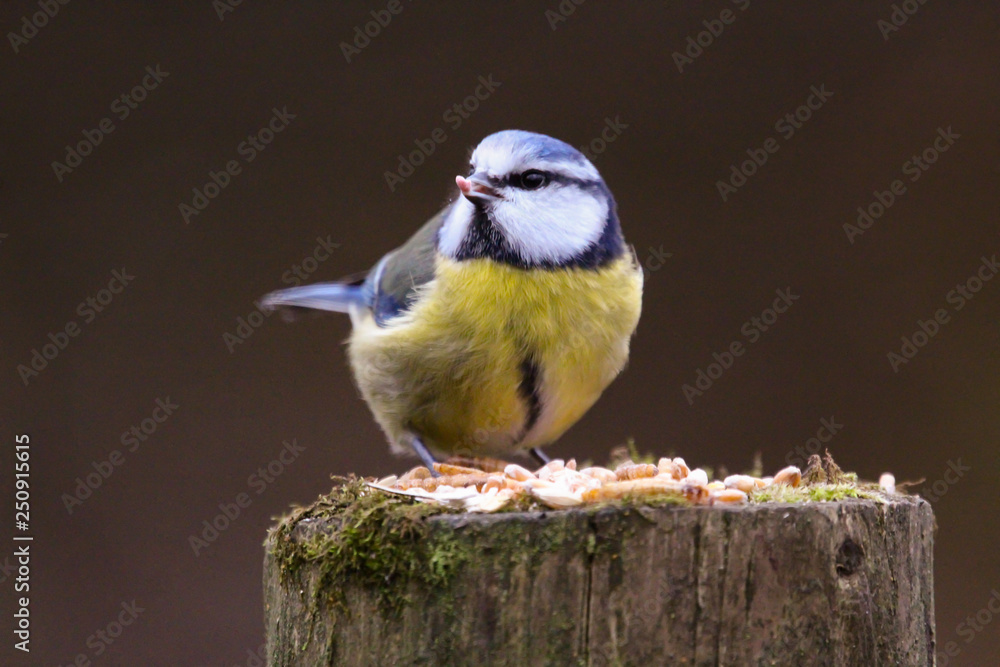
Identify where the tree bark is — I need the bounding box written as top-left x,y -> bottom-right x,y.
264,497 -> 934,666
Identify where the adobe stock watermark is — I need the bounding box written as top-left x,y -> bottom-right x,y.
384,74 -> 502,192
916,458 -> 970,503
642,245 -> 673,278
672,0 -> 751,73
223,234 -> 340,353
878,0 -> 932,41
682,288 -> 799,405
213,0 -> 245,21
340,0 -> 415,63
936,587 -> 999,667
58,600 -> 145,667
61,397 -> 180,514
886,253 -> 997,372
784,416 -> 845,467
17,268 -> 135,386
233,642 -> 267,667
188,439 -> 305,556
545,0 -> 587,30
843,126 -> 959,244
578,116 -> 628,163
716,84 -> 834,202
51,65 -> 170,183
178,106 -> 296,224
7,0 -> 71,54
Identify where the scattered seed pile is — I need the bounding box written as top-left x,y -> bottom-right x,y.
367,452 -> 895,513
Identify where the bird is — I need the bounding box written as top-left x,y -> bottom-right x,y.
261,130 -> 642,471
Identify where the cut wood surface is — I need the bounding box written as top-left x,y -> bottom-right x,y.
264,496 -> 934,666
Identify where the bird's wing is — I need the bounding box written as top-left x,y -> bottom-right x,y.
369,206 -> 447,326
259,206 -> 448,325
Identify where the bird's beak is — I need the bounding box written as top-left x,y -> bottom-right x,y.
456,172 -> 500,202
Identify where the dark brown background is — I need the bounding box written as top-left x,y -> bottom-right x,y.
2,1 -> 999,665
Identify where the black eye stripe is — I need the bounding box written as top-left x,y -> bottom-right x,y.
498,172 -> 603,191
494,171 -> 585,186
473,168 -> 603,191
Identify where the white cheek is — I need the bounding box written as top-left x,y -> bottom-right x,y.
492,188 -> 608,264
438,197 -> 474,257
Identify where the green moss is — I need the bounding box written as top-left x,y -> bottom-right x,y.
619,492 -> 690,508
269,476 -> 467,615
749,482 -> 879,504
495,492 -> 549,513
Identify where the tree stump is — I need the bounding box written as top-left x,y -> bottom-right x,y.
263,496 -> 934,666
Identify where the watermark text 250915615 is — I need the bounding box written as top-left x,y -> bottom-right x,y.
14,434 -> 32,653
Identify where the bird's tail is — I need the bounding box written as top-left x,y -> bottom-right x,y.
259,283 -> 368,319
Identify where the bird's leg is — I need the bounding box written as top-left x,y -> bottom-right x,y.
530,447 -> 550,466
409,434 -> 440,476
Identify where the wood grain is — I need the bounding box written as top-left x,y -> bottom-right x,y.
264,497 -> 934,666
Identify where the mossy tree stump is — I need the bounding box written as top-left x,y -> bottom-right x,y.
264,494 -> 934,666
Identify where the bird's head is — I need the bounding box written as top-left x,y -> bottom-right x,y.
438,130 -> 624,269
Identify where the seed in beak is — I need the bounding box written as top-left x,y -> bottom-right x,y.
456,173 -> 499,201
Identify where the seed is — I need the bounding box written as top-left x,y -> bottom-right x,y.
399,466 -> 432,483
615,463 -> 658,481
566,478 -> 601,494
685,468 -> 708,486
681,482 -> 710,504
401,473 -> 490,491
444,456 -> 508,473
504,463 -> 536,481
879,473 -> 896,494
426,485 -> 482,508
772,466 -> 801,487
482,475 -> 505,493
378,448 -> 863,513
657,457 -> 681,479
724,474 -> 756,494
582,477 -> 686,502
579,466 -> 618,483
551,469 -> 598,493
502,478 -> 527,492
712,489 -> 748,504
469,489 -> 515,512
537,459 -> 565,480
528,484 -> 583,508
434,462 -> 485,476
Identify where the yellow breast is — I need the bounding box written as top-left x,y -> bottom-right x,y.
348,254 -> 643,456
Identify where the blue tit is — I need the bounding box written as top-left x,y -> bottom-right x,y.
261,130 -> 642,469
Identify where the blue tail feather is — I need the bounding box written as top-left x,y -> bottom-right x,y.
260,283 -> 368,315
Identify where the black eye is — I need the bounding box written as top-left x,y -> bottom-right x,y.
517,170 -> 548,190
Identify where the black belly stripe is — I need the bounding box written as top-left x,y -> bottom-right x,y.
517,358 -> 542,439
